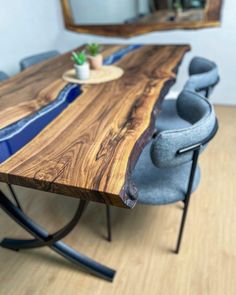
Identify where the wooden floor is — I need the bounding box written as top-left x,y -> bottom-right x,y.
0,105 -> 236,295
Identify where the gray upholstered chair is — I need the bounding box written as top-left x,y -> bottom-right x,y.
154,98 -> 191,133
20,50 -> 60,71
186,56 -> 220,98
0,71 -> 9,82
155,56 -> 219,133
105,90 -> 218,253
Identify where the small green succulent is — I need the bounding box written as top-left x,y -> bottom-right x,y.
86,43 -> 101,56
71,51 -> 87,65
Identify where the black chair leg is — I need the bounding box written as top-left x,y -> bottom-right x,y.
175,198 -> 191,254
106,205 -> 112,242
175,148 -> 200,254
205,87 -> 210,99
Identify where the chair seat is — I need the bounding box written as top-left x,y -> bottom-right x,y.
132,143 -> 201,205
155,99 -> 190,132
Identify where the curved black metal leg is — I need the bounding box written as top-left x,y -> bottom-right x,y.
1,200 -> 88,250
0,191 -> 116,281
7,184 -> 23,211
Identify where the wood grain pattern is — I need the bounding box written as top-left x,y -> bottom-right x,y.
0,45 -> 124,129
61,0 -> 223,37
1,106 -> 236,295
0,80 -> 68,129
0,45 -> 190,208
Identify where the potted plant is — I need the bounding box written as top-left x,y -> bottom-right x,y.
173,1 -> 183,18
86,43 -> 103,70
71,51 -> 90,80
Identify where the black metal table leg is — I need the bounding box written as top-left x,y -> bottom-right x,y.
7,184 -> 23,211
1,199 -> 88,250
0,191 -> 116,281
106,205 -> 112,242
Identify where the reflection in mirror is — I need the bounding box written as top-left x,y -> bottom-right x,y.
69,0 -> 206,25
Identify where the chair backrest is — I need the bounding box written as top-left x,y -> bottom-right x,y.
189,56 -> 217,76
151,90 -> 216,168
185,57 -> 219,96
0,71 -> 9,82
20,50 -> 60,71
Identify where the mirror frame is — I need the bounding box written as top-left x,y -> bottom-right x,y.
61,0 -> 223,38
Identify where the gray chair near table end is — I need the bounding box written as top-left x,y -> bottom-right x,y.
155,56 -> 219,133
20,50 -> 60,71
186,56 -> 220,98
105,90 -> 218,253
0,71 -> 9,82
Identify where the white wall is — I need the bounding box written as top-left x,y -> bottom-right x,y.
0,0 -> 63,75
0,0 -> 235,105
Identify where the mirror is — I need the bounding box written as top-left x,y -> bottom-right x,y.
70,0 -> 206,25
61,0 -> 223,37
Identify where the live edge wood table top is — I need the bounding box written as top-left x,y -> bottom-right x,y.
0,45 -> 190,209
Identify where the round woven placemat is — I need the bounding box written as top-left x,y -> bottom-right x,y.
62,66 -> 124,84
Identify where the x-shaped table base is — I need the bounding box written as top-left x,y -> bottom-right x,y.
0,190 -> 116,282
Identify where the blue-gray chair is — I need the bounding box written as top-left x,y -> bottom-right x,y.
20,50 -> 60,71
106,90 -> 218,253
186,56 -> 220,98
154,98 -> 191,133
155,56 -> 219,133
0,71 -> 9,82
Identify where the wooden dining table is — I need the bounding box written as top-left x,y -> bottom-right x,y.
0,44 -> 190,281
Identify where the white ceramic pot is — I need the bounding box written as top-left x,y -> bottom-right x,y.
74,63 -> 90,80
